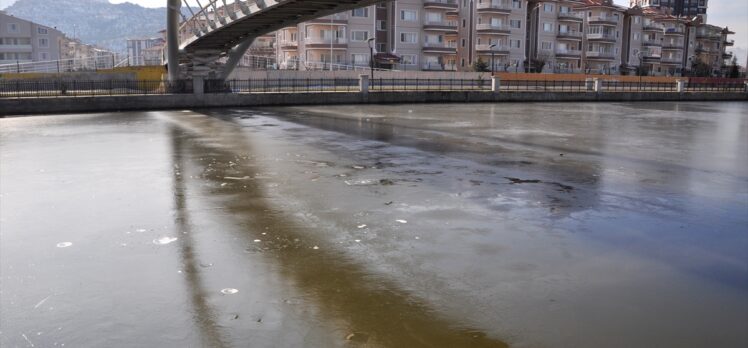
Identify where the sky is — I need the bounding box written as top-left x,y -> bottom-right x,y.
1,0 -> 746,63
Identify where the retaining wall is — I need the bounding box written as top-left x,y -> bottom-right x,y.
2,91 -> 746,116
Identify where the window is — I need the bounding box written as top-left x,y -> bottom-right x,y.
400,9 -> 417,21
543,23 -> 553,32
377,20 -> 386,31
39,52 -> 49,60
510,19 -> 521,29
7,23 -> 18,33
351,8 -> 369,17
350,30 -> 369,42
351,54 -> 368,65
38,38 -> 49,47
543,3 -> 554,12
401,54 -> 417,65
37,27 -> 48,35
541,42 -> 553,50
634,16 -> 641,24
510,39 -> 521,48
400,32 -> 417,43
512,0 -> 522,8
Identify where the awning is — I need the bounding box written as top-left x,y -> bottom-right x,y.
374,53 -> 401,64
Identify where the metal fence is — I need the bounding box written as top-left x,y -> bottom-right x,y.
0,80 -> 188,98
502,80 -> 587,92
370,78 -> 492,91
0,78 -> 744,98
212,78 -> 361,93
686,82 -> 746,92
601,81 -> 677,92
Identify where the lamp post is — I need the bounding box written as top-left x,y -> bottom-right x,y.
636,51 -> 645,90
367,37 -> 375,80
489,43 -> 497,75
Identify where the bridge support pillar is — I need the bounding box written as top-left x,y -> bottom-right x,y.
359,75 -> 369,94
491,76 -> 501,93
193,76 -> 205,95
166,0 -> 181,84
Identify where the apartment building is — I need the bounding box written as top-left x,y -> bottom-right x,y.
528,0 -> 585,73
630,0 -> 708,21
621,7 -> 688,76
463,0 -> 527,72
270,0 -> 732,75
126,37 -> 165,66
0,11 -> 64,65
689,22 -> 733,76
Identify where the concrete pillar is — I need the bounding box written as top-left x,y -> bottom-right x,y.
359,75 -> 369,94
676,80 -> 686,93
593,78 -> 601,93
193,76 -> 204,95
166,0 -> 181,83
585,78 -> 594,91
491,76 -> 501,93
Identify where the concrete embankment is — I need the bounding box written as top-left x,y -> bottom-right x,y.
1,91 -> 746,116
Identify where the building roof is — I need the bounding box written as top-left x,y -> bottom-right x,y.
575,0 -> 626,10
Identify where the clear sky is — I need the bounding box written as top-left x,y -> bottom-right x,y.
1,0 -> 745,63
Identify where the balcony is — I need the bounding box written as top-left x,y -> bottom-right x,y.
279,40 -> 298,49
662,43 -> 684,50
476,1 -> 512,13
660,56 -> 683,64
695,46 -> 712,53
423,19 -> 458,32
724,39 -> 734,46
641,39 -> 662,47
664,27 -> 685,36
558,12 -> 584,21
307,13 -> 347,24
696,32 -> 721,40
475,44 -> 510,54
723,52 -> 733,59
476,23 -> 511,34
422,41 -> 457,53
557,31 -> 583,40
305,37 -> 348,49
555,48 -> 582,58
642,53 -> 661,62
588,16 -> 618,25
422,62 -> 458,71
0,44 -> 33,52
586,33 -> 617,42
586,51 -> 616,60
642,23 -> 664,32
424,0 -> 458,10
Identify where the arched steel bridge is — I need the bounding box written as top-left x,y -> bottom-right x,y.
167,0 -> 385,84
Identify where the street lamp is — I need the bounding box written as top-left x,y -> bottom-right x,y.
489,43 -> 497,75
636,51 -> 645,90
367,37 -> 375,80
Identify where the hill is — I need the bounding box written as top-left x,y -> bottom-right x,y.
4,0 -> 169,52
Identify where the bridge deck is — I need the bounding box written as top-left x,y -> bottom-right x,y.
182,0 -> 384,53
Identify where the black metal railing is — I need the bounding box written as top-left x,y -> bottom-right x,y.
685,82 -> 746,92
501,80 -> 587,92
0,78 -> 745,98
211,78 -> 360,93
370,78 -> 492,92
601,81 -> 677,92
0,80 -> 189,98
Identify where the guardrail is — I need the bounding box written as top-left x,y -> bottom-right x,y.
0,78 -> 745,98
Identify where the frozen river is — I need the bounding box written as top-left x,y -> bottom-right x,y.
1,102 -> 747,347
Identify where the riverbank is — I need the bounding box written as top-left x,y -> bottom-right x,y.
1,90 -> 746,116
